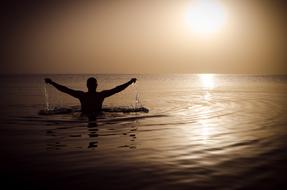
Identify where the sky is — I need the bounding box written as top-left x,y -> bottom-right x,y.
1,0 -> 286,74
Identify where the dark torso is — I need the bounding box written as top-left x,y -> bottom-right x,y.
78,91 -> 105,115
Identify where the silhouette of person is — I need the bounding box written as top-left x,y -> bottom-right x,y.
45,77 -> 137,120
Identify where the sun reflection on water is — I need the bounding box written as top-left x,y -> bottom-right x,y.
199,121 -> 211,142
197,74 -> 216,144
197,115 -> 216,144
199,74 -> 216,90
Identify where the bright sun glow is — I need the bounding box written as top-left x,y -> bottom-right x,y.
187,0 -> 227,35
199,74 -> 215,89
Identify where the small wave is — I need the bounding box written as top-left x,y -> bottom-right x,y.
38,106 -> 149,115
102,106 -> 149,113
38,107 -> 76,115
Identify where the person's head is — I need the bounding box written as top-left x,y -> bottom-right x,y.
87,77 -> 97,92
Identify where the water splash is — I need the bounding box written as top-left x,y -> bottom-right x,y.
39,106 -> 148,115
133,82 -> 142,109
43,84 -> 50,110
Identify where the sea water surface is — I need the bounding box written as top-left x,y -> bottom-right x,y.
1,74 -> 287,189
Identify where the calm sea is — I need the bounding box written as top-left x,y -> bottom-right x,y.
1,74 -> 287,189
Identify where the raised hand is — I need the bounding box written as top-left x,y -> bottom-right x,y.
45,78 -> 53,84
130,78 -> 137,84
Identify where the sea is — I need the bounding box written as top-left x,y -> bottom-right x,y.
1,74 -> 287,190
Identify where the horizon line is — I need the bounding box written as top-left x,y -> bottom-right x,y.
1,72 -> 287,76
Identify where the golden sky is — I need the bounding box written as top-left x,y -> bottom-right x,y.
2,0 -> 287,74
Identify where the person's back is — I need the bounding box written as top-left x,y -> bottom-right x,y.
45,77 -> 136,119
80,91 -> 105,116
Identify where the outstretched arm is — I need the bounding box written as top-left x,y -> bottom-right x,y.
101,78 -> 137,98
45,78 -> 82,98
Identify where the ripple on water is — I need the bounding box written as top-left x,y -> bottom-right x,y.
2,75 -> 287,189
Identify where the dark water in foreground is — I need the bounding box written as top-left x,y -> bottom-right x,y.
1,74 -> 287,189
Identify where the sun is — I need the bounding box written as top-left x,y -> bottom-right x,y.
187,0 -> 227,35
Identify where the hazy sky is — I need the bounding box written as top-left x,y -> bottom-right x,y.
1,0 -> 286,74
